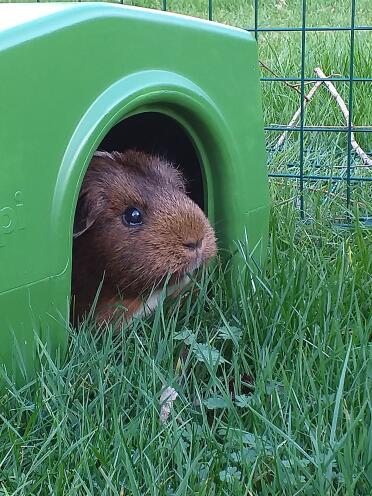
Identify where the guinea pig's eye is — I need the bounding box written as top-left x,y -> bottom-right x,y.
122,207 -> 144,227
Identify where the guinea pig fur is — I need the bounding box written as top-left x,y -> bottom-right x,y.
71,150 -> 217,326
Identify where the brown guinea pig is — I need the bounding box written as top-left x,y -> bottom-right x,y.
71,150 -> 217,326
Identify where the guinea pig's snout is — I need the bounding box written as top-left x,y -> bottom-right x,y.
183,239 -> 203,251
181,229 -> 216,268
182,237 -> 204,272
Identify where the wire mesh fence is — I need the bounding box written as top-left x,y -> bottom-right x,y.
8,0 -> 372,223
247,0 -> 372,225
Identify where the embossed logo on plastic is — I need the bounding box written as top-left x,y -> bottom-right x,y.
0,191 -> 25,247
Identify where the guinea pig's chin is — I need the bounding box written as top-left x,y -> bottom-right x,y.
187,255 -> 204,274
166,274 -> 192,296
165,254 -> 207,287
167,269 -> 193,288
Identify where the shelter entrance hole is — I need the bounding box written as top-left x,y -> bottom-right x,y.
97,112 -> 205,210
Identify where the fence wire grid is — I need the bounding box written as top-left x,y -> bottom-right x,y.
9,0 -> 372,223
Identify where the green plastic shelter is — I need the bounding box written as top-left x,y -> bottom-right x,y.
0,3 -> 269,384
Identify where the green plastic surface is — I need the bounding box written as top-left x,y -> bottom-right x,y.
0,3 -> 269,384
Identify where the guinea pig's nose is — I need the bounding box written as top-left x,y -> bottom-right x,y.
183,239 -> 203,251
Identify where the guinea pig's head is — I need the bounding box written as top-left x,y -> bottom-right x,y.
73,150 -> 217,296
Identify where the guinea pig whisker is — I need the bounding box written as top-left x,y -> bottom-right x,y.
116,271 -> 152,296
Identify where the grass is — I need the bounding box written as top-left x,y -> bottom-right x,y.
0,0 -> 371,494
1,190 -> 371,494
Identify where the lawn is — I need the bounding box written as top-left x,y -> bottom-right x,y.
1,1 -> 371,494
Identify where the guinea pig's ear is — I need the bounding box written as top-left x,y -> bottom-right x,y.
73,191 -> 100,238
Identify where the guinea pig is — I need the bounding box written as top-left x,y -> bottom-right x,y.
71,150 -> 217,326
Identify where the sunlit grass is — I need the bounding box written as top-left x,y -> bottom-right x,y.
1,181 -> 371,494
